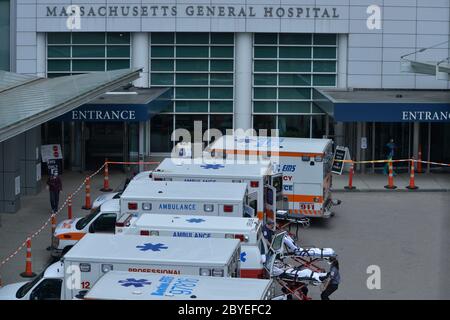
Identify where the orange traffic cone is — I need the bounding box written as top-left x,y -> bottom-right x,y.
20,238 -> 36,278
82,177 -> 92,210
406,159 -> 419,190
384,160 -> 397,189
47,214 -> 57,251
101,159 -> 113,192
344,161 -> 356,190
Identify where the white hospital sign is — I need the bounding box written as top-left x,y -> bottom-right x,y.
45,5 -> 340,19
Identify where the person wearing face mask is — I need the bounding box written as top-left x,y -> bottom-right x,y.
47,171 -> 62,213
319,256 -> 340,300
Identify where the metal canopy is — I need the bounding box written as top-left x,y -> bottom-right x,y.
0,68 -> 141,143
401,60 -> 450,81
314,88 -> 450,122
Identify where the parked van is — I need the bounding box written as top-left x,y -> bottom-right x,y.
0,234 -> 240,300
207,136 -> 335,218
120,214 -> 268,278
82,271 -> 275,300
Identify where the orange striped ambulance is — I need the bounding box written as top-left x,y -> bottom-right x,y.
207,136 -> 335,219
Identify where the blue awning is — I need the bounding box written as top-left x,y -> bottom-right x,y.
314,89 -> 450,122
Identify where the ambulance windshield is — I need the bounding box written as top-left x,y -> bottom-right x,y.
16,271 -> 44,299
76,208 -> 100,230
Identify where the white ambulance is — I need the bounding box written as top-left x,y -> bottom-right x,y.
120,214 -> 268,279
51,198 -> 120,257
152,158 -> 282,223
116,180 -> 250,228
81,271 -> 275,300
0,234 -> 240,300
207,136 -> 335,218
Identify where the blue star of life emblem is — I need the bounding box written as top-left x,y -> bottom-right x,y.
200,164 -> 224,169
240,252 -> 247,262
118,278 -> 152,288
136,243 -> 168,252
186,218 -> 205,223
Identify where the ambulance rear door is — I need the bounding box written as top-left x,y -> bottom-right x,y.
263,185 -> 277,230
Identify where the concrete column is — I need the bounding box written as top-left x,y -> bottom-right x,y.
413,122 -> 420,160
19,127 -> 42,196
234,33 -> 253,131
36,33 -> 46,77
0,136 -> 21,213
132,33 -> 149,88
333,34 -> 348,147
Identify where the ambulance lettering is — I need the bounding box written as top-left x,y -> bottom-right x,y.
172,231 -> 211,238
128,267 -> 181,275
282,165 -> 296,172
159,203 -> 196,211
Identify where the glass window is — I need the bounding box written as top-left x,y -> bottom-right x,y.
176,46 -> 209,58
72,32 -> 105,44
313,47 -> 336,59
107,32 -> 130,44
175,115 -> 208,144
279,74 -> 311,86
151,114 -> 174,153
210,114 -> 233,136
254,88 -> 277,99
151,46 -> 174,57
210,60 -> 233,71
254,34 -> 277,45
48,46 -> 71,58
151,73 -> 173,85
254,47 -> 277,58
211,33 -> 234,44
279,47 -> 311,59
91,213 -> 116,233
313,74 -> 336,86
210,87 -> 233,99
176,73 -> 208,85
278,88 -> 311,100
175,87 -> 208,99
106,59 -> 129,70
253,115 -> 276,134
72,46 -> 105,58
210,101 -> 233,113
254,60 -> 277,72
254,101 -> 277,113
279,33 -> 312,45
279,61 -> 311,72
107,46 -> 130,58
176,33 -> 209,44
30,279 -> 62,300
152,59 -> 174,71
254,74 -> 277,86
311,115 -> 326,138
278,101 -> 311,113
152,33 -> 175,44
314,34 -> 336,45
278,115 -> 310,138
176,59 -> 208,71
175,101 -> 208,113
47,33 -> 71,44
72,60 -> 105,72
210,73 -> 233,86
313,61 -> 336,72
48,60 -> 71,72
211,46 -> 234,58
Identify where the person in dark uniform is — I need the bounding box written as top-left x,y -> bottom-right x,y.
47,172 -> 62,213
319,256 -> 340,300
262,219 -> 275,243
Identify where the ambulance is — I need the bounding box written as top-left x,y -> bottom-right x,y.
207,136 -> 335,219
0,234 -> 241,300
120,214 -> 268,278
81,271 -> 275,300
152,158 -> 282,223
51,198 -> 120,257
116,179 -> 251,228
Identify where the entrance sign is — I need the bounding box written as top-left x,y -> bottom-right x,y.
332,146 -> 350,175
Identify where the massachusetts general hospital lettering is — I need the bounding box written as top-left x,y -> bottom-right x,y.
45,5 -> 340,19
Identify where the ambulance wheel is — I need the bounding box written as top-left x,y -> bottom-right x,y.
62,246 -> 73,256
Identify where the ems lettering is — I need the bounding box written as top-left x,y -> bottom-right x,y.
282,165 -> 296,172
